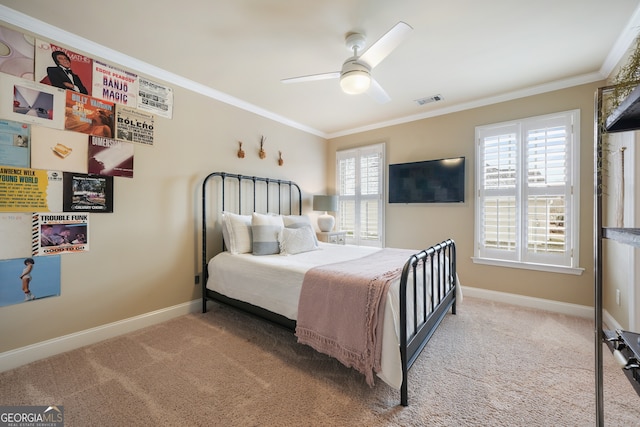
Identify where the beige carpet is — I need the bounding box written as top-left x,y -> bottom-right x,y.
1,296 -> 639,426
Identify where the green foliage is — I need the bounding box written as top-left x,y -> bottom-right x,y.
610,36 -> 640,112
596,36 -> 640,193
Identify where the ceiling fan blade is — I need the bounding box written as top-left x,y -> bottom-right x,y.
359,21 -> 413,69
366,78 -> 391,104
281,72 -> 340,84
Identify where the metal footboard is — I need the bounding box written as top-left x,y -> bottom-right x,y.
399,239 -> 457,406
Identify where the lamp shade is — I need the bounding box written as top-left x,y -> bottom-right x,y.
313,195 -> 338,212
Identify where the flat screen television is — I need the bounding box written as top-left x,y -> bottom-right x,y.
388,156 -> 465,203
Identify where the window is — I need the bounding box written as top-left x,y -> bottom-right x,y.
336,143 -> 385,247
474,110 -> 583,274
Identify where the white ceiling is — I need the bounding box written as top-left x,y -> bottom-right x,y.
2,0 -> 640,138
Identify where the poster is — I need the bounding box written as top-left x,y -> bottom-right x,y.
32,213 -> 89,256
115,105 -> 154,145
0,167 -> 63,212
92,60 -> 138,107
0,25 -> 35,80
0,119 -> 30,168
64,91 -> 115,138
0,213 -> 32,259
62,172 -> 113,213
88,136 -> 134,178
0,73 -> 66,129
0,255 -> 61,307
35,39 -> 92,95
30,126 -> 88,174
137,76 -> 173,119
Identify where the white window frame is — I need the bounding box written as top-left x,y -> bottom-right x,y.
336,143 -> 385,247
473,110 -> 584,275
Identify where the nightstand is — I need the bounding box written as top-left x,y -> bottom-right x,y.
316,231 -> 346,245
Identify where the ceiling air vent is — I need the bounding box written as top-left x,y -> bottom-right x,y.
415,94 -> 443,106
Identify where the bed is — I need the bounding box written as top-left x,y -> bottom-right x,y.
201,172 -> 458,406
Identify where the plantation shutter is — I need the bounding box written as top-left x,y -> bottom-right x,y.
475,111 -> 577,269
337,143 -> 385,247
477,124 -> 519,261
523,115 -> 572,265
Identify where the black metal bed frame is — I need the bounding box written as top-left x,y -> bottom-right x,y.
201,172 -> 457,406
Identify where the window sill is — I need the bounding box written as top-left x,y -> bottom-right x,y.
471,257 -> 584,275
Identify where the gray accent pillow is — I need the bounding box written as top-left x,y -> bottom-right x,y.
252,213 -> 284,255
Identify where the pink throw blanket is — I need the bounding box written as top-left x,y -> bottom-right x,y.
295,248 -> 415,386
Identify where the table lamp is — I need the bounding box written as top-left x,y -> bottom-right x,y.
313,195 -> 338,232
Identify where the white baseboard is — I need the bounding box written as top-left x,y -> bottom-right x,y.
0,289 -> 625,373
0,299 -> 202,373
462,286 -> 594,318
462,286 -> 625,330
603,310 -> 624,331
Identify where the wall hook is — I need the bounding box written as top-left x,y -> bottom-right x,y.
259,135 -> 266,159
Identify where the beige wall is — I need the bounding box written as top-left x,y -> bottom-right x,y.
0,37 -> 327,354
328,82 -> 603,307
1,9 -> 632,356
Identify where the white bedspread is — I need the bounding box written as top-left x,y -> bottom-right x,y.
207,242 -> 456,389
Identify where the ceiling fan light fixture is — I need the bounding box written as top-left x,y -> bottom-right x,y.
340,70 -> 371,94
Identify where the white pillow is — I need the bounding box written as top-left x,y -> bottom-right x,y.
252,212 -> 284,255
222,212 -> 252,254
282,214 -> 318,245
279,226 -> 318,255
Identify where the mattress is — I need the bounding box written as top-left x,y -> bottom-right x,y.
207,242 -> 452,389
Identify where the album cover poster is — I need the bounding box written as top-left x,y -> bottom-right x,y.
62,172 -> 113,213
64,90 -> 115,138
0,255 -> 61,307
0,119 -> 30,168
88,136 -> 134,178
35,39 -> 92,95
0,213 -> 32,259
30,126 -> 88,174
93,60 -> 138,107
0,73 -> 66,129
0,167 -> 63,213
0,25 -> 35,79
32,212 -> 89,256
137,76 -> 173,119
115,105 -> 154,145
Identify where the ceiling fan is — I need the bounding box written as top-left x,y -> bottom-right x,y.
281,21 -> 413,103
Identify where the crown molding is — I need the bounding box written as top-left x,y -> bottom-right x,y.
0,5 -> 327,138
3,4 -> 639,141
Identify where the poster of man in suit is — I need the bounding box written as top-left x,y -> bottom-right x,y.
34,40 -> 92,95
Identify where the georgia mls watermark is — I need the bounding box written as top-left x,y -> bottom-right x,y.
0,406 -> 63,427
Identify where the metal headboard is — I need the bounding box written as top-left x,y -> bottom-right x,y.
201,172 -> 302,305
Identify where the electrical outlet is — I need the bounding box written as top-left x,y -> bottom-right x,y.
616,289 -> 621,306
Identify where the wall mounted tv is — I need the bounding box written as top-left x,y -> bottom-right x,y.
388,156 -> 465,203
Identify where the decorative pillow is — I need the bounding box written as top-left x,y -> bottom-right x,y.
251,212 -> 284,255
282,214 -> 318,245
279,226 -> 318,255
221,216 -> 231,249
222,212 -> 253,254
